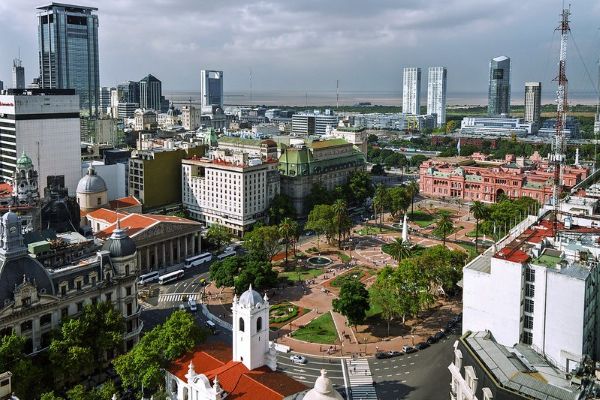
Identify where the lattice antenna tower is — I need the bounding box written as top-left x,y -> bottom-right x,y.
552,6 -> 570,237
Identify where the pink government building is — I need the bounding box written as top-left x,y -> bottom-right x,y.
419,152 -> 589,204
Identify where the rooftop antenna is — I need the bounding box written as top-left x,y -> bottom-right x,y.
551,5 -> 571,238
249,68 -> 253,106
336,80 -> 339,110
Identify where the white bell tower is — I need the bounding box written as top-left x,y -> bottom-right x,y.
232,285 -> 275,370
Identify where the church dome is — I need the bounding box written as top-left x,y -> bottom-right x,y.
103,222 -> 136,258
238,284 -> 263,307
303,370 -> 344,400
2,210 -> 19,226
77,165 -> 107,194
16,151 -> 33,169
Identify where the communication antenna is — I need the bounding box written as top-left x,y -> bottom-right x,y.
336,80 -> 339,110
249,68 -> 253,106
551,5 -> 570,238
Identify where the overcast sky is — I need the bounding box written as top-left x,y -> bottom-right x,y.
1,0 -> 599,101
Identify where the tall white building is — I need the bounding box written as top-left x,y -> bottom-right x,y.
427,66 -> 447,125
0,89 -> 81,193
200,70 -> 223,113
463,199 -> 600,372
291,111 -> 339,135
402,67 -> 421,115
524,82 -> 542,124
182,149 -> 280,236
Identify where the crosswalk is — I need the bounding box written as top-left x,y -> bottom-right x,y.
345,358 -> 377,399
158,293 -> 201,303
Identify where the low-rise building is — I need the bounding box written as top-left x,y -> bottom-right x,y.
419,153 -> 588,204
182,149 -> 280,236
181,105 -> 201,131
328,126 -> 368,156
134,109 -> 158,131
217,137 -> 278,161
292,111 -> 339,135
278,138 -> 366,215
460,116 -> 534,137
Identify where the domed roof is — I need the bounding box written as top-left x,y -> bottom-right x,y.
103,221 -> 136,258
77,165 -> 107,194
2,210 -> 18,225
16,151 -> 33,168
303,370 -> 344,400
0,257 -> 55,307
238,284 -> 264,307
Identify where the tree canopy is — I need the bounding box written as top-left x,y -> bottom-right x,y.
332,279 -> 370,328
267,194 -> 296,225
210,255 -> 278,294
206,224 -> 231,250
243,224 -> 280,263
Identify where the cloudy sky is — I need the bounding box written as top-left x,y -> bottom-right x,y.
1,0 -> 599,103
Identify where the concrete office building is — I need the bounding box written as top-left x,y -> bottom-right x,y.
139,74 -> 162,111
182,149 -> 280,236
181,105 -> 201,131
291,111 -> 339,135
117,102 -> 138,119
427,67 -> 447,125
0,89 -> 81,194
99,86 -> 113,116
12,59 -> 25,89
200,70 -> 224,112
117,81 -> 140,104
402,67 -> 421,115
524,82 -> 542,124
488,56 -> 511,116
462,196 -> 600,371
37,3 -> 100,116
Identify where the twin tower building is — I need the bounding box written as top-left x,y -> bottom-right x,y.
402,66 -> 447,126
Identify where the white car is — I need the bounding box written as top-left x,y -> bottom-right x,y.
188,299 -> 198,312
289,355 -> 307,364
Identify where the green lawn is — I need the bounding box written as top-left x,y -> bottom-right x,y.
279,267 -> 324,282
357,226 -> 392,235
459,243 -> 479,259
366,289 -> 382,318
292,312 -> 339,344
408,211 -> 435,228
331,269 -> 365,287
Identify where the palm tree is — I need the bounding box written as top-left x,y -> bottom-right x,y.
407,180 -> 419,216
279,218 -> 294,266
387,238 -> 412,262
435,213 -> 453,248
373,184 -> 389,230
470,201 -> 488,254
332,199 -> 349,249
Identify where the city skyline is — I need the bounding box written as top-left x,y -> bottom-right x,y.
0,0 -> 599,104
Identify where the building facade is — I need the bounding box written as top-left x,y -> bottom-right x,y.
278,139 -> 366,215
139,74 -> 162,111
427,66 -> 447,125
524,82 -> 541,124
488,56 -> 511,116
99,86 -> 114,116
291,111 -> 339,136
129,146 -> 206,210
460,116 -> 533,137
37,3 -> 100,116
0,89 -> 81,194
181,105 -> 202,131
419,153 -> 588,204
0,210 -> 141,353
402,67 -> 421,115
182,149 -> 280,236
11,59 -> 24,90
200,70 -> 224,112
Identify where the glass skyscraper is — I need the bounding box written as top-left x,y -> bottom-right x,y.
37,3 -> 100,116
488,56 -> 511,116
200,70 -> 224,112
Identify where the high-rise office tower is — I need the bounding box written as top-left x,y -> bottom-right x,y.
12,59 -> 25,89
427,66 -> 447,125
488,56 -> 511,116
200,70 -> 224,112
0,81 -> 3,91
99,86 -> 114,116
402,67 -> 421,115
139,75 -> 162,111
524,82 -> 542,123
37,3 -> 100,116
117,81 -> 140,104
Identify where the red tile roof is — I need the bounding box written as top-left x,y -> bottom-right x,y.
109,196 -> 141,209
95,209 -> 201,239
87,208 -> 126,224
169,343 -> 306,400
0,183 -> 12,197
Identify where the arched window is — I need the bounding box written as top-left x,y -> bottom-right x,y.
239,317 -> 245,332
256,317 -> 262,332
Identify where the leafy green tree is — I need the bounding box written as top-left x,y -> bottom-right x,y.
41,392 -> 65,400
306,204 -> 335,248
387,238 -> 412,262
434,213 -> 453,247
206,224 -> 231,250
210,256 -> 243,288
470,201 -> 488,254
347,170 -> 374,206
373,184 -> 390,229
409,154 -> 428,168
278,218 -> 297,266
332,199 -> 351,249
333,279 -> 370,330
243,225 -> 280,263
234,259 -> 278,293
446,120 -> 457,133
371,163 -> 385,175
388,186 -> 411,220
370,268 -> 401,337
406,180 -> 419,215
267,194 -> 296,225
0,334 -> 45,399
305,182 -> 333,213
113,311 -> 206,394
66,385 -> 88,400
367,134 -> 379,143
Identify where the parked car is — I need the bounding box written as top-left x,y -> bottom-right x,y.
387,351 -> 404,358
290,355 -> 307,364
434,331 -> 446,341
375,352 -> 391,359
402,345 -> 417,354
416,342 -> 430,350
426,335 -> 438,345
188,299 -> 197,312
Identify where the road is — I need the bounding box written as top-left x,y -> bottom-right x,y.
369,333 -> 458,400
276,352 -> 346,396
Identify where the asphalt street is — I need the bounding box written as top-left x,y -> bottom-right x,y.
276,352 -> 346,396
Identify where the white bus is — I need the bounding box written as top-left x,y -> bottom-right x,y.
158,269 -> 185,285
138,271 -> 160,285
217,250 -> 236,260
184,252 -> 213,269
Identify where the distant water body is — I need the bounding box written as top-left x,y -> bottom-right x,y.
164,90 -> 598,107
